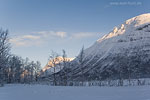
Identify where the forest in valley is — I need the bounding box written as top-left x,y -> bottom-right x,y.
0,29 -> 42,86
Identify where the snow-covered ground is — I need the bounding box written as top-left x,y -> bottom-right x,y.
0,84 -> 150,100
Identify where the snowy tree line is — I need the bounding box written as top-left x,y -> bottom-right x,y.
6,56 -> 41,84
0,29 -> 42,86
42,45 -> 150,86
42,47 -> 89,86
44,50 -> 71,86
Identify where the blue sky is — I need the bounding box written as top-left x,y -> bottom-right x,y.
0,0 -> 150,67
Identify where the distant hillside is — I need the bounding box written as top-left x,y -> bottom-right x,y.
41,57 -> 74,76
69,13 -> 150,80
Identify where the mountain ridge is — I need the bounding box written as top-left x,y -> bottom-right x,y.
70,13 -> 150,80
42,57 -> 74,76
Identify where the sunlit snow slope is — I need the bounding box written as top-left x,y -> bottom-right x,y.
71,13 -> 150,80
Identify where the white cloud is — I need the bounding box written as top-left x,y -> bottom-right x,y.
10,31 -> 67,47
22,35 -> 41,40
71,32 -> 98,39
34,31 -> 67,38
10,38 -> 26,46
10,35 -> 42,47
55,31 -> 67,38
10,31 -> 99,47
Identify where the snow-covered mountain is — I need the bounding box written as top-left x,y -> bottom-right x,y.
42,57 -> 74,76
70,13 -> 150,80
84,13 -> 150,58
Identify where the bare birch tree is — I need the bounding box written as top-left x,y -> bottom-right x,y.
48,51 -> 59,86
0,29 -> 10,86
